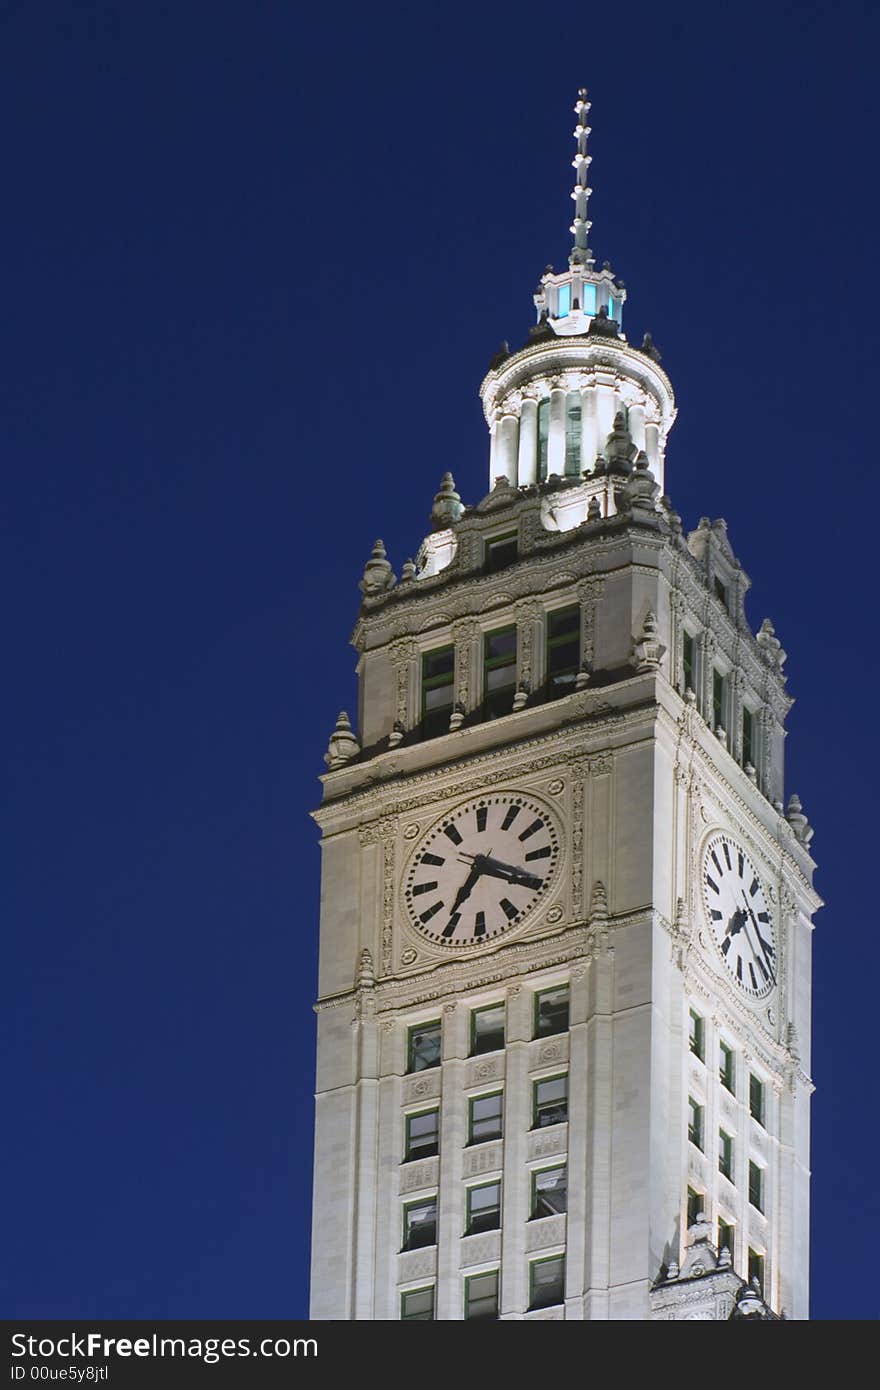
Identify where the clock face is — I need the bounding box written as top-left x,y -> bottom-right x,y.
701,833 -> 776,998
404,793 -> 561,949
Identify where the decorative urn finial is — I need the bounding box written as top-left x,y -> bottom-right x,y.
359,539 -> 395,596
324,711 -> 360,769
430,472 -> 464,530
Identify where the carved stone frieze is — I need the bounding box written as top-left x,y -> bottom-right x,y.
460,1231 -> 501,1268
399,1157 -> 439,1195
527,1124 -> 568,1163
402,1071 -> 442,1106
525,1213 -> 566,1253
465,1054 -> 505,1088
462,1144 -> 502,1179
397,1248 -> 437,1283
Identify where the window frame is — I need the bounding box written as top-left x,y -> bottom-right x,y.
748,1159 -> 764,1213
718,1216 -> 735,1255
465,1180 -> 502,1236
534,984 -> 570,1038
749,1073 -> 766,1127
532,1072 -> 569,1130
719,1040 -> 735,1094
712,666 -> 727,732
482,624 -> 518,718
718,1128 -> 734,1182
403,1106 -> 440,1163
686,1186 -> 703,1227
401,1195 -> 438,1252
470,1003 -> 505,1057
682,629 -> 696,693
407,1020 -> 441,1074
484,531 -> 518,574
742,703 -> 755,767
400,1285 -> 435,1320
748,1247 -> 765,1295
530,1164 -> 567,1220
467,1089 -> 504,1145
420,644 -> 455,739
688,1096 -> 704,1151
464,1269 -> 499,1321
545,604 -> 581,698
529,1254 -> 566,1311
688,1008 -> 705,1061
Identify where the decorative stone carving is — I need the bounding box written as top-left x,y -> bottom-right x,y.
359,538 -> 395,596
586,879 -> 612,959
632,609 -> 666,672
325,711 -> 360,769
671,897 -> 692,971
430,471 -> 464,530
399,1158 -> 439,1195
785,794 -> 814,847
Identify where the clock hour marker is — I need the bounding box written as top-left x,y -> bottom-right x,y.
721,937 -> 732,956
736,957 -> 743,981
441,913 -> 461,938
749,963 -> 758,990
444,823 -> 463,845
411,881 -> 438,896
749,878 -> 759,897
500,898 -> 518,921
738,851 -> 744,877
421,852 -> 445,867
723,842 -> 732,870
419,901 -> 444,924
757,958 -> 769,981
706,875 -> 719,895
474,911 -> 486,938
519,818 -> 544,841
501,805 -> 520,831
757,911 -> 769,924
524,845 -> 551,861
476,806 -> 488,833
711,849 -> 722,874
710,909 -> 722,921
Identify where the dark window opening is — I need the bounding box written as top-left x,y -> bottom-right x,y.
483,627 -> 517,719
421,646 -> 454,739
545,606 -> 580,699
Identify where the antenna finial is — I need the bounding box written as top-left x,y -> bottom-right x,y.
570,88 -> 594,270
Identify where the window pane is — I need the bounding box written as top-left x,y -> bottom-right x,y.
749,1074 -> 765,1125
748,1249 -> 765,1295
535,985 -> 569,1037
718,1130 -> 733,1179
688,1098 -> 703,1150
689,1009 -> 704,1060
564,393 -> 581,475
465,1271 -> 499,1320
713,669 -> 725,729
485,534 -> 518,573
683,631 -> 695,691
533,1165 -> 567,1217
749,1161 -> 763,1211
467,1181 -> 501,1233
405,1109 -> 439,1160
408,1021 -> 441,1072
686,1186 -> 702,1226
742,706 -> 754,766
718,1218 -> 734,1254
401,1286 -> 434,1320
486,664 -> 516,691
403,1198 -> 437,1250
423,647 -> 454,682
557,282 -> 571,318
470,1092 -> 503,1142
472,1005 -> 505,1055
534,1075 -> 568,1127
485,627 -> 517,662
720,1042 -> 735,1092
581,282 -> 597,314
531,1256 -> 565,1309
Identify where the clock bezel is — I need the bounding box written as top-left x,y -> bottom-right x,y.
401,789 -> 564,954
699,828 -> 777,1001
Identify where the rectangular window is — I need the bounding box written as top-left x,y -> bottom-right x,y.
545,605 -> 581,698
749,1073 -> 765,1126
688,1008 -> 705,1061
749,1160 -> 764,1212
421,646 -> 455,739
407,1020 -> 441,1073
466,1180 -> 501,1235
404,1107 -> 439,1162
686,1186 -> 703,1226
719,1041 -> 735,1093
718,1217 -> 735,1255
557,282 -> 571,318
748,1248 -> 765,1295
581,281 -> 597,315
713,668 -> 726,731
682,630 -> 695,693
533,1074 -> 568,1129
688,1097 -> 704,1151
468,1091 -> 503,1144
537,399 -> 550,482
534,984 -> 569,1037
402,1196 -> 437,1251
485,531 -> 518,573
465,1269 -> 499,1320
742,705 -> 754,767
718,1129 -> 734,1182
401,1285 -> 435,1320
483,626 -> 517,719
471,1004 -> 505,1056
564,392 -> 582,475
530,1255 -> 565,1310
531,1165 -> 567,1218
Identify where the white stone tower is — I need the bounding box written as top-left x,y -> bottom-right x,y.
309,91 -> 819,1321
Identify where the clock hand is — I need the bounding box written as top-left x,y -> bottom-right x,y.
445,864 -> 483,922
740,896 -> 776,983
477,853 -> 544,891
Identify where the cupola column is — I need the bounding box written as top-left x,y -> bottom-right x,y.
548,382 -> 567,476
497,409 -> 520,486
580,383 -> 599,472
518,395 -> 538,486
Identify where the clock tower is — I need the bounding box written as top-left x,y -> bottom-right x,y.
309,92 -> 819,1321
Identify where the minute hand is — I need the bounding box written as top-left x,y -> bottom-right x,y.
478,854 -> 543,891
741,897 -> 776,983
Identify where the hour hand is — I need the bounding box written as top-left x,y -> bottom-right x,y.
479,854 -> 543,891
447,866 -> 482,918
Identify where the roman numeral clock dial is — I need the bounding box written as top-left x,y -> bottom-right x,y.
404,794 -> 561,949
701,833 -> 777,999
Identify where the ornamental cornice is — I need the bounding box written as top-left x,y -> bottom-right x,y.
479,336 -> 676,428
315,696 -> 655,827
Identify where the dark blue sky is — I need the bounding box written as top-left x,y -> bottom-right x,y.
3,1 -> 877,1321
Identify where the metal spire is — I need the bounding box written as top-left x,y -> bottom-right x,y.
570,88 -> 594,269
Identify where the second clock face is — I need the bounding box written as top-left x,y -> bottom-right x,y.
701,833 -> 777,998
404,793 -> 561,949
